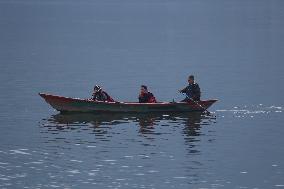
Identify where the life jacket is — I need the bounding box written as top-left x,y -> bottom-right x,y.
141,92 -> 157,103
139,92 -> 157,103
148,93 -> 157,103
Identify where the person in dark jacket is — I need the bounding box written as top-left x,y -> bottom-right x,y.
92,85 -> 114,102
138,85 -> 157,103
179,75 -> 201,102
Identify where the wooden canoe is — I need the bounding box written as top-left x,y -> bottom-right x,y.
39,93 -> 217,113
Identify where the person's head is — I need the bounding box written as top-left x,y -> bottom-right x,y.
188,75 -> 195,84
140,85 -> 148,94
94,85 -> 102,93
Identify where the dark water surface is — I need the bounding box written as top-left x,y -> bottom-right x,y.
0,0 -> 284,188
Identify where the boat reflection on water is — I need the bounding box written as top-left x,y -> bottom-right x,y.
42,112 -> 216,137
41,112 -> 217,161
39,112 -> 217,186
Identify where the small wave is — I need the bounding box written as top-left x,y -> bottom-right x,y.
116,178 -> 126,181
134,173 -> 145,176
0,177 -> 10,181
24,161 -> 44,165
70,159 -> 83,163
9,149 -> 31,155
148,170 -> 159,173
102,159 -> 117,162
216,105 -> 283,117
88,172 -> 97,176
173,176 -> 187,179
269,106 -> 282,110
86,145 -> 96,148
124,155 -> 134,158
66,170 -> 80,174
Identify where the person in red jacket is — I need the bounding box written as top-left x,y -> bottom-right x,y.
138,85 -> 157,103
92,85 -> 114,102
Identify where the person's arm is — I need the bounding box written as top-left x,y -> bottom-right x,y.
179,86 -> 187,93
102,92 -> 109,101
148,93 -> 157,103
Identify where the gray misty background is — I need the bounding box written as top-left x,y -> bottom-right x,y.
0,0 -> 284,189
1,0 -> 283,106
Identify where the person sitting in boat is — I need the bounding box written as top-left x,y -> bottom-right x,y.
179,75 -> 201,102
138,85 -> 157,103
92,85 -> 114,102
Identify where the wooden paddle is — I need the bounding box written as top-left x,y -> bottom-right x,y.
182,93 -> 210,114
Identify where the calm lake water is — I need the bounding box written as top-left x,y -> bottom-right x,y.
0,0 -> 284,188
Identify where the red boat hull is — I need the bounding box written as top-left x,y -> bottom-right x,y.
39,93 -> 217,113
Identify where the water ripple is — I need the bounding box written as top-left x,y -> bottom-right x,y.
216,104 -> 283,118
0,112 -> 219,189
